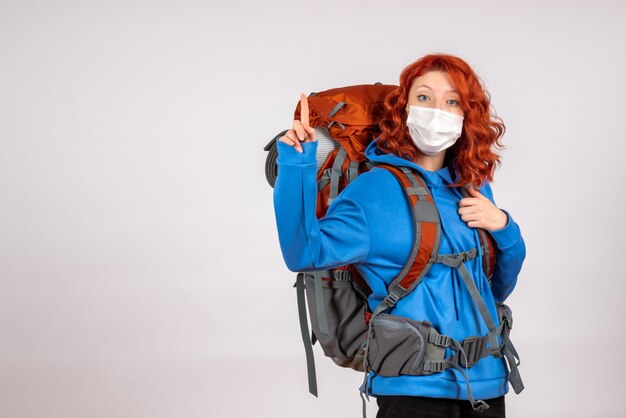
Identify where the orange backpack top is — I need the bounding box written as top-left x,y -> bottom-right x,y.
264,83 -> 496,282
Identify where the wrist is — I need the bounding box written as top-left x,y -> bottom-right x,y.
490,209 -> 509,232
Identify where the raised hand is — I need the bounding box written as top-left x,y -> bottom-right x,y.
278,93 -> 317,153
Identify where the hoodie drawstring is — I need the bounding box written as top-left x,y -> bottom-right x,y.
452,269 -> 460,321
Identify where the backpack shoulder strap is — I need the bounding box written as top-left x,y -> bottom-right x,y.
371,164 -> 441,318
458,186 -> 497,286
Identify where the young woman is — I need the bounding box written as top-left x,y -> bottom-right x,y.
273,53 -> 526,418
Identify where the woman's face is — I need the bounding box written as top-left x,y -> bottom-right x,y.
406,70 -> 464,117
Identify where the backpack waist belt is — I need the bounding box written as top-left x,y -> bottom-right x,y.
360,247 -> 523,416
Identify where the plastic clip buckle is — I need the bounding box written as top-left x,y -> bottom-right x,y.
332,270 -> 352,282
424,360 -> 445,373
461,248 -> 477,262
385,291 -> 400,305
431,334 -> 451,347
459,337 -> 481,368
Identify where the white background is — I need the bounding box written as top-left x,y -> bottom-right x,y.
1,1 -> 625,417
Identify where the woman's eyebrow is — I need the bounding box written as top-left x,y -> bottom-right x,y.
415,84 -> 459,93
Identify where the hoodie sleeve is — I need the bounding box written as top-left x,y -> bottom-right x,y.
479,182 -> 527,302
272,140 -> 370,272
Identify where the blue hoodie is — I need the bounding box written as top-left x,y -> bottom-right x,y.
273,138 -> 526,401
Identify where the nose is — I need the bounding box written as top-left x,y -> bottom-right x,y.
434,98 -> 448,110
420,97 -> 447,110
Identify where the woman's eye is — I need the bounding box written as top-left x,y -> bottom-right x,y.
447,99 -> 459,106
417,94 -> 429,101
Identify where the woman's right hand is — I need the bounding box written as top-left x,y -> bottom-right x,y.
278,93 -> 317,153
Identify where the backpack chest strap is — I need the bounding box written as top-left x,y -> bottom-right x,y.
430,248 -> 478,267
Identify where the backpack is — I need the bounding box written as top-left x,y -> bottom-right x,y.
264,84 -> 523,414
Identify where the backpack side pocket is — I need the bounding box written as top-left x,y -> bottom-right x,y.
304,273 -> 369,367
367,313 -> 432,376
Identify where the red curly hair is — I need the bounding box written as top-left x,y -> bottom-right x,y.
376,53 -> 506,189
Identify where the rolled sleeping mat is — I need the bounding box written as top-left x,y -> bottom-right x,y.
263,130 -> 285,187
264,127 -> 339,188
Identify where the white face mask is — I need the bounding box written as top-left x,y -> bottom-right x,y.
406,105 -> 464,155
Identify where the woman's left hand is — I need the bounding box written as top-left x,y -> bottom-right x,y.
458,186 -> 508,231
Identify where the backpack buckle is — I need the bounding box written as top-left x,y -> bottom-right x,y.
458,336 -> 482,368
384,290 -> 400,305
331,270 -> 353,281
423,360 -> 445,373
429,333 -> 451,347
461,248 -> 478,262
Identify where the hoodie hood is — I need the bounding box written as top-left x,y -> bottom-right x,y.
365,138 -> 461,188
